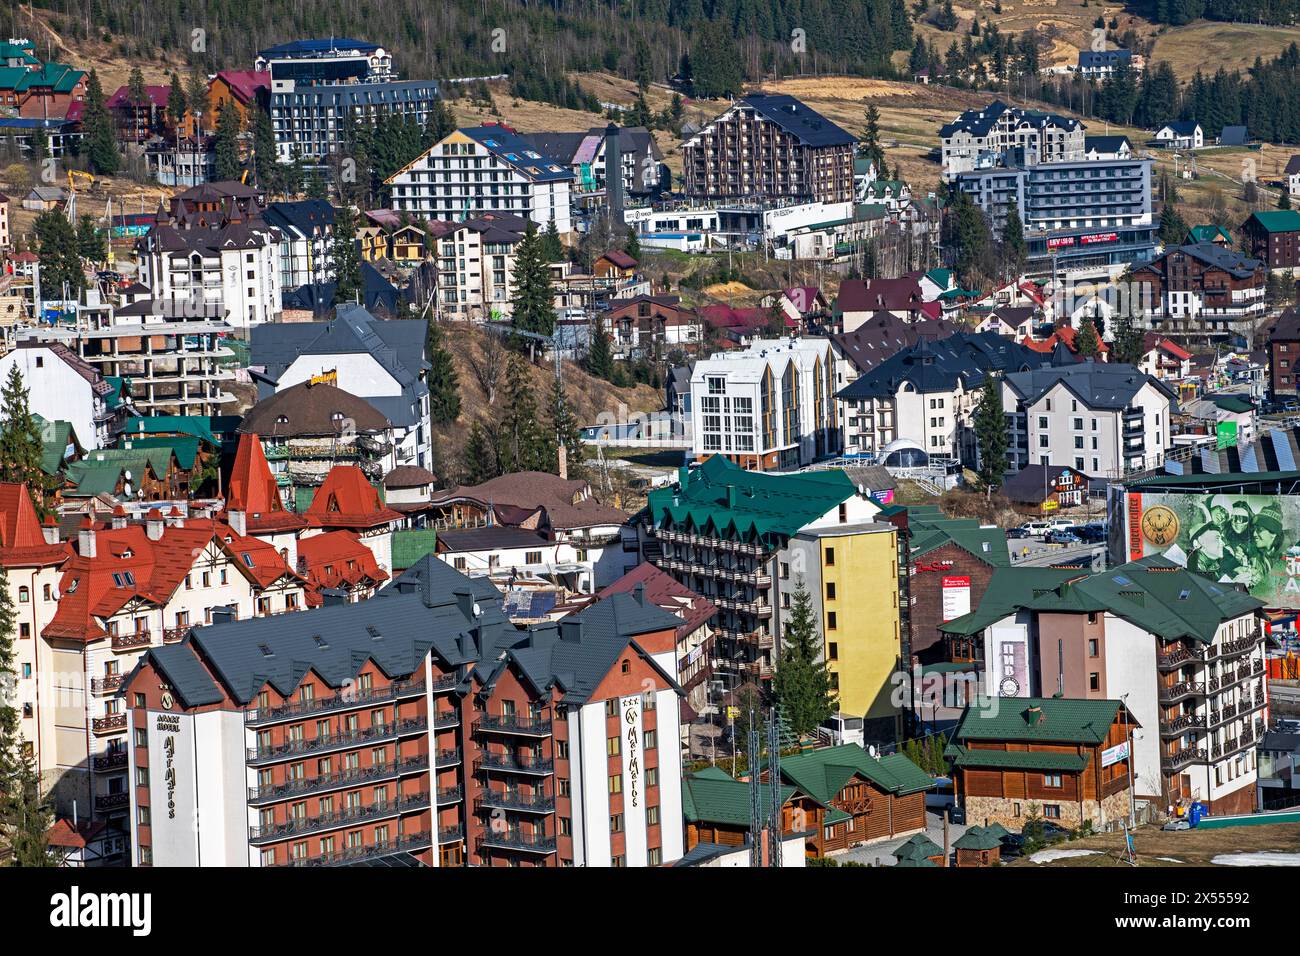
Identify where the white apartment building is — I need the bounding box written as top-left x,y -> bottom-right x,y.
689,337 -> 840,471
939,100 -> 1085,180
263,199 -> 335,291
387,126 -> 575,233
0,503 -> 304,835
1003,361 -> 1176,477
136,219 -> 282,332
431,216 -> 525,321
0,341 -> 118,448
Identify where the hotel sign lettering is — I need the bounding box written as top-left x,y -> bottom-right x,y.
155,713 -> 181,819
623,697 -> 640,809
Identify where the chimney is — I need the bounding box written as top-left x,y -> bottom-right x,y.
146,508 -> 164,541
227,509 -> 247,536
209,605 -> 238,625
167,506 -> 184,528
633,583 -> 646,607
605,123 -> 624,229
557,442 -> 568,481
453,589 -> 476,621
677,465 -> 689,488
77,518 -> 96,558
111,505 -> 128,530
560,619 -> 583,642
42,515 -> 59,545
726,484 -> 736,508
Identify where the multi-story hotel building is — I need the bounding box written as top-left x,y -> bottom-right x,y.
1130,242 -> 1266,343
643,456 -> 903,744
689,337 -> 840,472
682,93 -> 855,205
0,486 -> 305,835
121,555 -> 686,867
938,555 -> 1267,814
387,126 -> 575,233
953,156 -> 1156,269
939,100 -> 1085,180
256,38 -> 439,163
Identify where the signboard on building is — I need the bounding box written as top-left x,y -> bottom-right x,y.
146,709 -> 197,867
1216,421 -> 1238,449
941,575 -> 971,622
984,622 -> 1031,698
1125,490 -> 1300,607
1101,740 -> 1130,768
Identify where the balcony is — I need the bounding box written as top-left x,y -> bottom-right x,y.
246,716 -> 428,764
1160,713 -> 1207,736
92,751 -> 129,772
272,830 -> 433,867
1157,644 -> 1204,671
92,713 -> 128,735
1158,681 -> 1205,704
1161,747 -> 1206,772
479,829 -> 557,854
474,715 -> 552,737
435,748 -> 462,768
438,825 -> 465,844
474,754 -> 554,776
475,792 -> 556,815
1219,635 -> 1260,660
249,792 -> 430,844
91,674 -> 126,695
244,678 -> 432,726
111,631 -> 152,652
433,711 -> 461,730
95,792 -> 130,812
247,754 -> 429,805
436,786 -> 463,805
163,626 -> 188,644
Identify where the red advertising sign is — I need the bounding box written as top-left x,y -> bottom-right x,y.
941,575 -> 972,622
1081,232 -> 1119,244
1047,236 -> 1075,248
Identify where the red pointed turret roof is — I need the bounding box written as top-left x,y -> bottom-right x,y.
0,482 -> 71,568
226,433 -> 306,532
305,465 -> 402,529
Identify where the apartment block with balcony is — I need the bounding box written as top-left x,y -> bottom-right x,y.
0,501 -> 304,836
0,340 -> 130,449
689,337 -> 840,472
121,554 -> 686,867
682,93 -> 855,205
642,457 -> 902,745
938,554 -> 1266,815
1131,242 -> 1266,343
387,126 -> 575,233
939,100 -> 1085,181
1002,360 -> 1176,479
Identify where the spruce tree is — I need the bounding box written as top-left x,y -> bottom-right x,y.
82,69 -> 119,175
548,375 -> 584,476
973,376 -> 1008,494
76,214 -> 107,264
214,105 -> 243,181
499,353 -> 551,472
625,226 -> 641,261
251,107 -> 280,195
127,66 -> 149,141
0,366 -> 49,514
425,319 -> 462,425
771,578 -> 836,737
1281,189 -> 1292,210
1111,312 -> 1147,366
331,202 -> 364,306
461,422 -> 500,484
1075,317 -> 1103,358
510,222 -> 557,337
0,564 -> 53,865
860,103 -> 885,174
585,317 -> 615,380
1003,199 -> 1027,269
33,210 -> 84,297
540,218 -> 564,263
165,72 -> 187,133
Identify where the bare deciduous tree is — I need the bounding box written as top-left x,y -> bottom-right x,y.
468,330 -> 506,405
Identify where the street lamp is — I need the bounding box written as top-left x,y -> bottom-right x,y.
1122,691 -> 1136,830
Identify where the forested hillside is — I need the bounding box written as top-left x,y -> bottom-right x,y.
1136,0 -> 1299,26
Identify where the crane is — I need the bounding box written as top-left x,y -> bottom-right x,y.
65,169 -> 95,221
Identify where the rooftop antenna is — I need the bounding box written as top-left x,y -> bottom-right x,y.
748,708 -> 762,868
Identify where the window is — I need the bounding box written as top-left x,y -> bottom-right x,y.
644,729 -> 657,749
648,847 -> 662,865
608,774 -> 622,794
1044,804 -> 1061,819
136,766 -> 149,786
609,813 -> 624,833
824,547 -> 835,566
826,582 -> 836,600
646,767 -> 658,787
647,806 -> 660,826
1089,672 -> 1100,691
1088,639 -> 1099,657
607,735 -> 620,757
138,806 -> 150,826
828,642 -> 838,661
1043,774 -> 1062,788
827,612 -> 837,631
605,699 -> 618,718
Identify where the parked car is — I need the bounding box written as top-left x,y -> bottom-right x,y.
1016,820 -> 1071,846
1046,530 -> 1081,544
1072,524 -> 1107,543
1007,527 -> 1033,539
1046,518 -> 1075,531
1021,521 -> 1053,535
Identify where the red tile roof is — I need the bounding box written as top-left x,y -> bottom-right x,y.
106,84 -> 171,110
0,482 -> 71,569
305,465 -> 402,529
1143,333 -> 1192,361
1020,324 -> 1108,356
597,563 -> 715,637
214,70 -> 270,105
226,433 -> 306,532
297,529 -> 389,603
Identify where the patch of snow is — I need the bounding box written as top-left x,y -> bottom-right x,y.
1029,848 -> 1101,863
1156,857 -> 1184,863
1211,852 -> 1300,867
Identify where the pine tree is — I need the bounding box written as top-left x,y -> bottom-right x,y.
499,353 -> 551,472
29,126 -> 48,162
860,103 -> 885,174
625,226 -> 641,261
510,222 -> 557,337
82,69 -> 119,175
548,375 -> 584,476
76,214 -> 107,264
973,376 -> 1008,494
585,317 -> 615,380
127,66 -> 149,141
1158,203 -> 1189,247
165,72 -> 187,133
251,107 -> 280,196
540,218 -> 564,263
1111,312 -> 1147,366
0,564 -> 53,865
692,21 -> 742,99
425,319 -> 461,425
0,366 -> 49,513
461,422 -> 500,484
1281,189 -> 1292,210
214,104 -> 243,181
1075,317 -> 1103,358
771,578 -> 836,737
33,210 -> 84,298
1003,199 -> 1027,269
331,202 -> 363,307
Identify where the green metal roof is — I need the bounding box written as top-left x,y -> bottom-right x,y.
1188,225 -> 1232,244
121,415 -> 217,446
33,415 -> 78,477
681,766 -> 796,828
1247,210 -> 1300,234
892,832 -> 944,860
64,461 -> 126,496
950,696 -> 1125,746
953,826 -> 1003,851
118,435 -> 201,470
778,745 -> 934,805
945,744 -> 1090,772
391,528 -> 439,571
908,514 -> 1011,568
648,455 -> 862,543
894,855 -> 940,866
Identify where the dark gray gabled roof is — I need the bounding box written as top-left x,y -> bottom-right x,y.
1003,361 -> 1176,411
837,330 -> 1039,401
737,93 -> 855,147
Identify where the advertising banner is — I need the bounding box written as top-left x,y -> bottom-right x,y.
1127,490 -> 1300,607
941,575 -> 972,622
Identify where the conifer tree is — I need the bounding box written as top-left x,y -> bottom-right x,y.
166,72 -> 187,133
214,105 -> 243,181
1002,199 -> 1027,270
973,376 -> 1008,494
425,319 -> 461,425
540,219 -> 564,263
585,317 -> 615,380
860,103 -> 885,173
251,106 -> 280,195
82,69 -> 119,175
33,210 -> 84,298
510,222 -> 557,337
0,366 -> 49,513
461,422 -> 500,484
498,354 -> 550,472
330,202 -> 363,307
1075,317 -> 1103,358
1110,312 -> 1147,366
0,565 -> 53,865
548,375 -> 584,476
625,226 -> 641,261
772,578 -> 836,737
76,214 -> 107,264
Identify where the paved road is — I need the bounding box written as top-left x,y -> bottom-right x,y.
837,808 -> 969,866
1009,540 -> 1107,568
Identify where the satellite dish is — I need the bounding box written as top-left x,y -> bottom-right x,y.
868,744 -> 878,758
